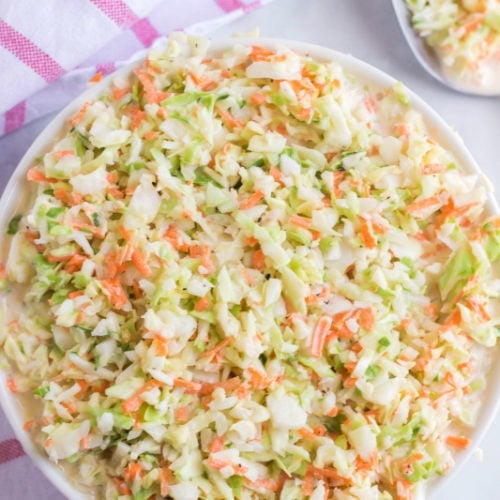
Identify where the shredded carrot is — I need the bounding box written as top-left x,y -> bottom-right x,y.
245,473 -> 286,492
201,336 -> 234,360
53,188 -> 83,206
344,377 -> 358,388
360,217 -> 376,249
75,380 -> 88,398
313,425 -> 327,436
189,72 -> 215,90
121,380 -> 163,414
153,333 -> 168,356
164,225 -> 188,251
310,315 -> 332,357
100,278 -> 128,309
355,452 -> 379,471
79,435 -> 91,450
46,252 -> 77,263
88,71 -> 102,84
240,190 -> 264,210
208,456 -> 248,474
112,86 -> 130,101
199,376 -> 241,396
247,367 -> 273,390
250,91 -> 266,105
422,163 -> 446,175
344,361 -> 357,373
245,236 -> 259,247
358,307 -> 375,330
466,296 -> 491,321
134,68 -> 166,104
131,248 -> 151,277
275,122 -> 287,135
54,150 -> 74,160
117,225 -> 132,241
63,254 -> 85,274
269,166 -> 282,183
194,296 -> 210,311
218,107 -> 245,129
144,130 -> 159,141
252,248 -> 266,270
298,427 -> 316,439
124,462 -> 144,482
327,406 -> 339,417
69,101 -> 92,126
6,376 -> 17,393
445,435 -> 470,449
189,244 -> 212,273
174,406 -> 189,423
210,435 -> 225,453
440,307 -> 462,330
301,474 -> 315,496
127,105 -> 146,131
333,171 -> 345,198
461,16 -> 484,37
242,267 -> 254,285
173,378 -> 202,394
407,193 -> 444,214
250,45 -> 275,61
160,467 -> 172,497
26,168 -> 56,183
305,465 -> 353,486
289,214 -> 312,228
297,107 -> 313,121
23,420 -> 35,432
395,122 -> 411,137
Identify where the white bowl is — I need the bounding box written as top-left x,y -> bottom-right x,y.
0,37 -> 498,499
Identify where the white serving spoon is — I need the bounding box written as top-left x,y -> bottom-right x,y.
391,0 -> 500,96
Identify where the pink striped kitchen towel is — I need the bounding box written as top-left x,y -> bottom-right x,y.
0,0 -> 273,137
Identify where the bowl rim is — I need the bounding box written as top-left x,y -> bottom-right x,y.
0,36 -> 498,499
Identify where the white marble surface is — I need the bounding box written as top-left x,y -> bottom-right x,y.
0,0 -> 499,498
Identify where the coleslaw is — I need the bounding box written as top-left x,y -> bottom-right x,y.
0,33 -> 499,499
405,0 -> 500,91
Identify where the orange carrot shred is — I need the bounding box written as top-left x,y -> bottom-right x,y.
240,190 -> 264,210
310,315 -> 332,357
89,71 -> 103,83
100,278 -> 128,309
194,296 -> 210,311
6,376 -> 17,393
201,336 -> 234,360
121,380 -> 162,414
289,214 -> 312,228
445,435 -> 470,449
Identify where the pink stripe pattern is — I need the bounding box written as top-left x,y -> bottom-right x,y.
0,439 -> 25,465
95,62 -> 116,76
4,101 -> 26,135
242,1 -> 261,13
215,0 -> 245,12
0,20 -> 64,83
90,0 -> 139,28
130,18 -> 160,47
